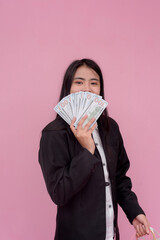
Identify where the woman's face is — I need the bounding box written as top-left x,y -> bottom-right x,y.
70,65 -> 100,95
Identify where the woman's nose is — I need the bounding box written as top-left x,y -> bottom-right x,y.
83,82 -> 91,92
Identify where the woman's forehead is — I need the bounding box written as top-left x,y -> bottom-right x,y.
74,65 -> 100,80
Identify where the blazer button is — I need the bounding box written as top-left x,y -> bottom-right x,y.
105,182 -> 110,186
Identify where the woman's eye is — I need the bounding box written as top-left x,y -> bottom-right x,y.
75,81 -> 83,85
91,82 -> 98,85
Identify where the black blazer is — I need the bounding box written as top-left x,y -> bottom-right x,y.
39,116 -> 144,240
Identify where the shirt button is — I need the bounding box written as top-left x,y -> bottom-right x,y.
105,182 -> 110,186
95,143 -> 98,146
109,205 -> 112,208
102,163 -> 105,166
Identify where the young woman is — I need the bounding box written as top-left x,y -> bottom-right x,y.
39,59 -> 150,240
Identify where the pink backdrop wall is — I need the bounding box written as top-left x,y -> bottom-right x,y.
1,0 -> 160,239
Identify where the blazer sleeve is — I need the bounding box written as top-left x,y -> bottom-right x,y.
115,125 -> 145,224
38,129 -> 101,207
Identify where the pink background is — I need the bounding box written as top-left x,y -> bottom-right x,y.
1,0 -> 160,239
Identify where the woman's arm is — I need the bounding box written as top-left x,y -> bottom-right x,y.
115,124 -> 150,237
38,126 -> 101,207
112,125 -> 144,220
115,125 -> 144,222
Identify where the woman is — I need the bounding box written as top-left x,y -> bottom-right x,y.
39,59 -> 150,240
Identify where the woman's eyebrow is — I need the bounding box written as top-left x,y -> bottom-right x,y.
73,77 -> 99,81
90,78 -> 99,81
73,77 -> 85,80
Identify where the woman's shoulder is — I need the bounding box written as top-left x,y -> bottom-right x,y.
42,116 -> 68,132
104,116 -> 122,145
108,116 -> 120,131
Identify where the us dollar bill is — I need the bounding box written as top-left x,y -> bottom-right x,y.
54,92 -> 108,128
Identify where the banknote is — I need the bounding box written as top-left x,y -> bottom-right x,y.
54,105 -> 71,125
54,91 -> 108,128
74,95 -> 108,128
55,94 -> 74,121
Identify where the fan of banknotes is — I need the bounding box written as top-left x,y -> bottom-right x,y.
54,91 -> 108,129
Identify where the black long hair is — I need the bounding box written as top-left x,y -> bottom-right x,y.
57,58 -> 109,131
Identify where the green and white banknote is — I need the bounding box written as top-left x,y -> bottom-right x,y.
54,91 -> 108,128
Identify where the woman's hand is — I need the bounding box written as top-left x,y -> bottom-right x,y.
70,115 -> 96,154
132,214 -> 150,239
